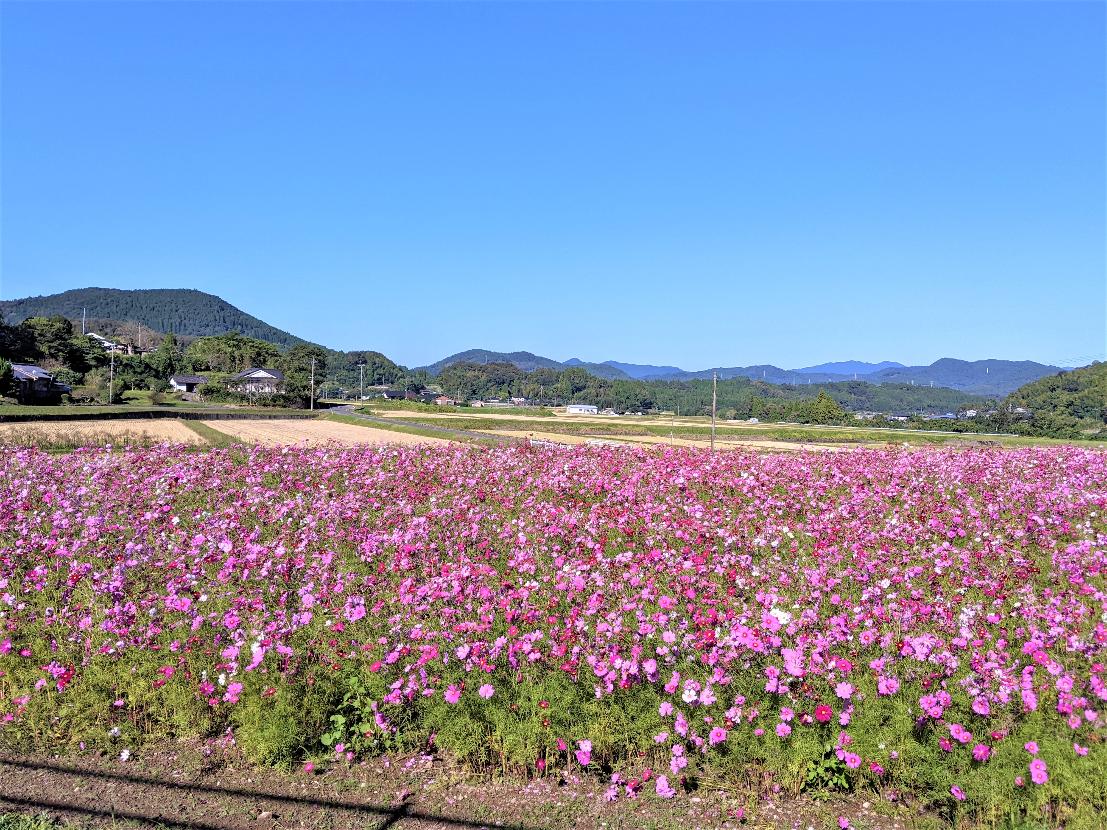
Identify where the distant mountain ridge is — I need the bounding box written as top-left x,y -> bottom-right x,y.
2,288 -> 1064,397
797,360 -> 904,376
422,349 -> 1062,396
423,350 -> 629,379
1,287 -> 306,349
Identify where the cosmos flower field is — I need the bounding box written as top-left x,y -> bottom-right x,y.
1,443 -> 1105,825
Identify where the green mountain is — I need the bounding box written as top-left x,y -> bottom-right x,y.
0,287 -> 306,349
420,349 -> 630,380
1004,362 -> 1106,436
870,358 -> 1061,396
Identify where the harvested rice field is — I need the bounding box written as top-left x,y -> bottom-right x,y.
0,419 -> 203,447
199,418 -> 455,446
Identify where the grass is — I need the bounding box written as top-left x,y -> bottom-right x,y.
370,414 -> 1107,448
354,399 -> 556,417
180,420 -> 244,447
0,815 -> 62,830
323,413 -> 504,446
0,403 -> 318,422
0,426 -> 179,453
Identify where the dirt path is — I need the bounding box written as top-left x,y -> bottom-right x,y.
201,419 -> 456,447
0,419 -> 203,445
0,747 -> 914,830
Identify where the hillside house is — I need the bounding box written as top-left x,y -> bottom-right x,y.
169,374 -> 208,394
434,395 -> 457,406
11,364 -> 71,404
566,404 -> 598,415
87,332 -> 122,352
229,367 -> 285,395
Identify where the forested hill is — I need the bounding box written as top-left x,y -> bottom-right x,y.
421,349 -> 630,379
0,288 -> 306,349
1004,362 -> 1107,434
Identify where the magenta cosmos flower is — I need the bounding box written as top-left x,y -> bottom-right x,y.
1029,758 -> 1049,785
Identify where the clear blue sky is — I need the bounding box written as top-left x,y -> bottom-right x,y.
2,1 -> 1104,370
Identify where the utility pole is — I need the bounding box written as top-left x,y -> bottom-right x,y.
310,357 -> 315,411
359,363 -> 365,402
711,371 -> 717,452
108,345 -> 115,405
81,307 -> 87,335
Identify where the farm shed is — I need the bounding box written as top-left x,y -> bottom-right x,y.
169,374 -> 208,393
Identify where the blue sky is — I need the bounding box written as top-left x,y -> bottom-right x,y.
2,1 -> 1103,370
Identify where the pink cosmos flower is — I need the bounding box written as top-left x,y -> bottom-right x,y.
478,684 -> 494,699
951,785 -> 965,801
775,722 -> 792,738
575,739 -> 592,766
709,727 -> 727,745
1024,741 -> 1039,755
814,705 -> 834,723
655,775 -> 676,798
835,682 -> 854,700
972,744 -> 991,762
444,685 -> 461,704
1029,758 -> 1048,785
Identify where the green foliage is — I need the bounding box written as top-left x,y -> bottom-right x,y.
803,742 -> 851,793
185,332 -> 281,374
1004,362 -> 1106,438
0,287 -> 306,347
0,359 -> 12,398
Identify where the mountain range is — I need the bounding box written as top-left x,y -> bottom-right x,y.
421,350 -> 1061,397
2,287 -> 1067,397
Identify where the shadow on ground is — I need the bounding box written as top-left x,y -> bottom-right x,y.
0,755 -> 541,830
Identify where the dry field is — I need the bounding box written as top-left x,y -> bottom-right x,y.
486,428 -> 845,452
200,418 -> 454,446
0,419 -> 203,446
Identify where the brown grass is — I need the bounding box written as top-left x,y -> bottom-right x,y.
0,420 -> 204,448
199,419 -> 456,447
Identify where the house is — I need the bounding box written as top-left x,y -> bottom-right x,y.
379,389 -> 408,400
566,404 -> 598,415
87,332 -> 122,352
434,395 -> 457,406
169,374 -> 208,394
11,364 -> 71,404
510,397 -> 527,407
229,367 -> 285,395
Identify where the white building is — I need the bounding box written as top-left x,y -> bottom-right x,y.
566,404 -> 598,415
